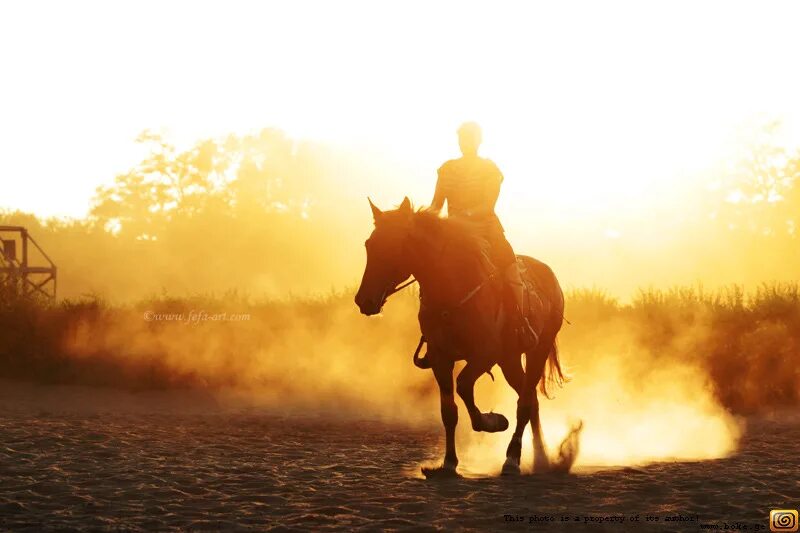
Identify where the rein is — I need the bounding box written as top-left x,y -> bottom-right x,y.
383,272 -> 495,319
374,235 -> 497,369
410,270 -> 496,371
439,271 -> 496,319
386,277 -> 418,297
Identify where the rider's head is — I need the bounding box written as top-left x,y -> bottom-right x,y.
457,121 -> 482,157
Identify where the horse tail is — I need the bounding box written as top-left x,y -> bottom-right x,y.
539,338 -> 570,399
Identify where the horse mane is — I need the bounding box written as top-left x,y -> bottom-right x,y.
409,208 -> 493,272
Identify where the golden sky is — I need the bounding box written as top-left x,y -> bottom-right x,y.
1,0 -> 800,219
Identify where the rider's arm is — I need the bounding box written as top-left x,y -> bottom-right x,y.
485,160 -> 504,212
428,164 -> 448,213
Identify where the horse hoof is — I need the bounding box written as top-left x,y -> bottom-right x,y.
501,459 -> 521,476
533,461 -> 551,474
421,465 -> 461,479
481,412 -> 509,433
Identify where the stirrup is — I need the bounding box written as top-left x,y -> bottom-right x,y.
412,336 -> 431,369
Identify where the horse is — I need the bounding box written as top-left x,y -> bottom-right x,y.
355,197 -> 574,477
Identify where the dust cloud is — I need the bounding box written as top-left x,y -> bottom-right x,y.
3,285 -> 758,472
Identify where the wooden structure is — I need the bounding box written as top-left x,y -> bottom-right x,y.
0,226 -> 57,300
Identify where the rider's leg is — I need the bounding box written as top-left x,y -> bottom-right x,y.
487,228 -> 538,349
504,262 -> 538,349
505,262 -> 525,316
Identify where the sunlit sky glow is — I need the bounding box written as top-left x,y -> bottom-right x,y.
1,0 -> 800,219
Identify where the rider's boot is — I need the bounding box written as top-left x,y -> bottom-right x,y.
505,262 -> 539,350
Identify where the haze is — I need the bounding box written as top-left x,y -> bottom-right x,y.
3,1 -> 799,214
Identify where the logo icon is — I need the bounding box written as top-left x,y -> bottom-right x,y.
771,510 -> 798,532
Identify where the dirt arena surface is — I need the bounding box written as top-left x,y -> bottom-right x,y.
0,384 -> 797,532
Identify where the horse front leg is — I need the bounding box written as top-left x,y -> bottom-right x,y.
456,360 -> 509,433
421,355 -> 460,478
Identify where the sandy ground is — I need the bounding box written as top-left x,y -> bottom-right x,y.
0,383 -> 798,532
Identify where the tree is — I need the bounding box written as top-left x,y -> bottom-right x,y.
89,129 -> 314,238
715,120 -> 800,239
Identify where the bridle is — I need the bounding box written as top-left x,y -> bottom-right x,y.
385,276 -> 418,298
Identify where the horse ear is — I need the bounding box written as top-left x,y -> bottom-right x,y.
368,197 -> 382,222
399,196 -> 412,213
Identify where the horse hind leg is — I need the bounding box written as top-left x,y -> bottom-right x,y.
525,341 -> 555,474
499,355 -> 528,475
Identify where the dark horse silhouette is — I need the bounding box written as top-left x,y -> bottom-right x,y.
355,197 -> 575,477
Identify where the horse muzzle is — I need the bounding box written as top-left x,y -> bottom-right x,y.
357,302 -> 381,316
355,293 -> 386,316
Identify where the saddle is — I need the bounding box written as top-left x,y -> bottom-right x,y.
413,257 -> 547,369
496,258 -> 547,345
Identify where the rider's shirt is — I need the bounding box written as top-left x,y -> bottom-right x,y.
435,155 -> 504,229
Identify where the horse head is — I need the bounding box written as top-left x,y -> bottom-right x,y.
355,197 -> 415,315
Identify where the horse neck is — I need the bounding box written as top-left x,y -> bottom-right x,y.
408,236 -> 487,308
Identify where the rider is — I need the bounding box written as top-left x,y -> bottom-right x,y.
428,121 -> 538,349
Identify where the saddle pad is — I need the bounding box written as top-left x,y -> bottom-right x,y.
518,258 -> 548,334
